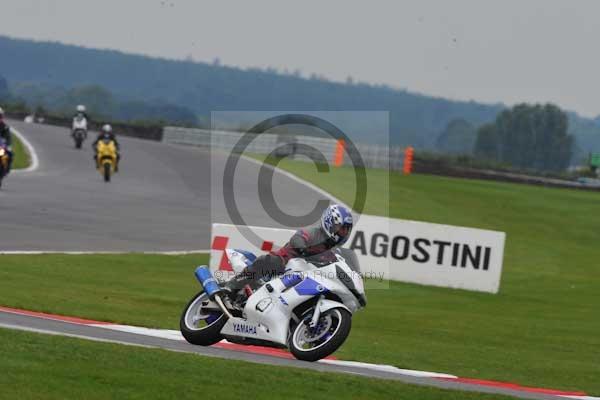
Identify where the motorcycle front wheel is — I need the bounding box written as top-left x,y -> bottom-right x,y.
180,291 -> 226,346
289,307 -> 352,362
103,163 -> 111,182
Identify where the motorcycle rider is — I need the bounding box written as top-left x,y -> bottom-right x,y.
0,107 -> 13,174
92,124 -> 120,172
72,104 -> 90,134
72,104 -> 91,122
224,204 -> 354,296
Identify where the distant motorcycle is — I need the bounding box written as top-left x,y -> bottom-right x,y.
0,138 -> 10,188
95,137 -> 117,182
180,248 -> 366,362
71,115 -> 88,149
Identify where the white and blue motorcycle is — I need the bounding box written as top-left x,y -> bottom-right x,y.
71,115 -> 88,149
180,248 -> 366,361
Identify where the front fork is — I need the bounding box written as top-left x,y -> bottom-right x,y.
308,295 -> 325,328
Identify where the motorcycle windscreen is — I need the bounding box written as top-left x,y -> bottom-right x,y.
336,248 -> 361,273
304,250 -> 338,268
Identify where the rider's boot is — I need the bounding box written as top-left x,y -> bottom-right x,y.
222,267 -> 262,306
223,268 -> 255,296
222,255 -> 282,303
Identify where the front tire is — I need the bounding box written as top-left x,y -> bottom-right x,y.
103,163 -> 111,182
0,165 -> 4,188
180,291 -> 227,346
289,308 -> 352,362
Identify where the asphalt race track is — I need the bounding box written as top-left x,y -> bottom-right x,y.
0,120 -> 330,251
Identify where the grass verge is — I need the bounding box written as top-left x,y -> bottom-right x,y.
11,131 -> 31,169
0,327 -> 516,400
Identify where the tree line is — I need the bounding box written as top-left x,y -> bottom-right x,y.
0,76 -> 199,126
436,104 -> 574,171
1,36 -> 599,157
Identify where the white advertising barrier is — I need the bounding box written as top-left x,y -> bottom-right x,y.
347,214 -> 505,293
210,217 -> 505,294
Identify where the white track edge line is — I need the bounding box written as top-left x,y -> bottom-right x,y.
0,322 -> 213,359
96,322 -> 459,380
319,359 -> 458,379
10,126 -> 39,173
0,322 -> 156,348
240,154 -> 350,210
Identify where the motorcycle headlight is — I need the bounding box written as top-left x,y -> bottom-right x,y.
0,148 -> 5,156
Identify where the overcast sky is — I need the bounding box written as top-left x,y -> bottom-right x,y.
2,0 -> 600,117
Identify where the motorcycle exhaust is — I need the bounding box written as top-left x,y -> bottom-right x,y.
194,266 -> 234,320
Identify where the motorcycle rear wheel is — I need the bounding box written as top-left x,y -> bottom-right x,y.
180,291 -> 226,346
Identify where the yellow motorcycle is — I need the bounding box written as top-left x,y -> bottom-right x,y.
96,137 -> 117,182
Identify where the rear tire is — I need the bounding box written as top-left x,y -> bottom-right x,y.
180,291 -> 227,346
103,163 -> 111,182
75,139 -> 82,149
289,308 -> 352,362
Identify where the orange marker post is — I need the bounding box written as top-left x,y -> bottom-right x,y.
333,139 -> 345,167
403,146 -> 414,175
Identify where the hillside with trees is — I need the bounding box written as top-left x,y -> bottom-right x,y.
1,35 -> 599,161
9,82 -> 198,125
0,35 -> 501,146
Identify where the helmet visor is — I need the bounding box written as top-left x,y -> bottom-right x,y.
336,225 -> 350,237
333,223 -> 353,244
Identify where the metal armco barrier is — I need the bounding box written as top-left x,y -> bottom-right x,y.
163,126 -> 406,170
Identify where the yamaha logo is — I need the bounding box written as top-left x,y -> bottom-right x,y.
233,323 -> 257,335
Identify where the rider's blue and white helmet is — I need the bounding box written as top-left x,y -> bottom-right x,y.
321,204 -> 354,245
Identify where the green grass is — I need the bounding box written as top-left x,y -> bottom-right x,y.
11,132 -> 30,169
0,253 -> 598,394
0,254 -> 206,328
0,328 -> 516,400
